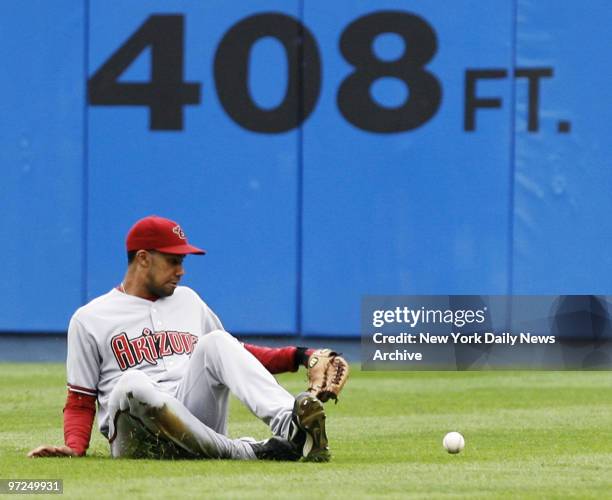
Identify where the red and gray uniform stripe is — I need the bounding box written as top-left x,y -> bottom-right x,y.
67,383 -> 98,397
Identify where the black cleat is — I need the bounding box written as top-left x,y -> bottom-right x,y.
249,437 -> 301,461
289,392 -> 330,462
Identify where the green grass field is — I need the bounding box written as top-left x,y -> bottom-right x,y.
2,364 -> 612,499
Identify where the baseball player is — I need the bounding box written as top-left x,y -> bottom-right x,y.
28,215 -> 348,461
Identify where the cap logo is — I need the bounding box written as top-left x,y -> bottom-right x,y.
172,225 -> 186,240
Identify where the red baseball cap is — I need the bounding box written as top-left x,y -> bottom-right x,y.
126,216 -> 206,255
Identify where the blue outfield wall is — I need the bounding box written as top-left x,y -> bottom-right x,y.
0,0 -> 610,337
0,1 -> 85,332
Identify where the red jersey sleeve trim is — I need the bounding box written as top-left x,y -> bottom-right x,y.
67,383 -> 98,396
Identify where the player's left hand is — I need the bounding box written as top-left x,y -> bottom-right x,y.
27,445 -> 79,458
307,349 -> 349,403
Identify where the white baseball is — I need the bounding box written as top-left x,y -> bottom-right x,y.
443,432 -> 465,454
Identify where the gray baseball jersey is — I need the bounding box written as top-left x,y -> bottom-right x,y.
67,286 -> 226,437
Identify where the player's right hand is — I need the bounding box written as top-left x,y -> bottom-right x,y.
27,445 -> 80,458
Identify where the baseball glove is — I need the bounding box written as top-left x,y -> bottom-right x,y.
307,349 -> 349,403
